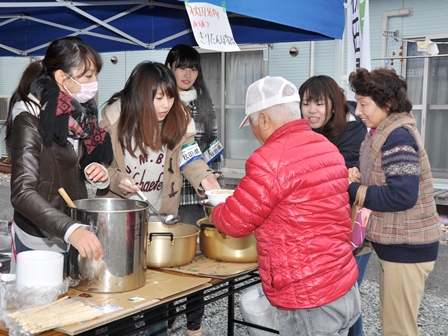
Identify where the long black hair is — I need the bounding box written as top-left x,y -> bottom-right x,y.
165,44 -> 215,147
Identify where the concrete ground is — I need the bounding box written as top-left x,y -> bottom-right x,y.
0,185 -> 13,223
0,184 -> 13,271
364,239 -> 448,301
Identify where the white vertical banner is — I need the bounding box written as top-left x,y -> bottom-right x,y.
346,0 -> 371,100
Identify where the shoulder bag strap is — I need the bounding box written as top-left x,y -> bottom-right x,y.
355,185 -> 368,207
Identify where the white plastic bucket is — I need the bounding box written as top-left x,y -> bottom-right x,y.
240,284 -> 279,336
16,250 -> 64,287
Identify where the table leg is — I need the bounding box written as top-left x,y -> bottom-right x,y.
227,279 -> 235,336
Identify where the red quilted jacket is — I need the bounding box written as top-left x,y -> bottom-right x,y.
212,119 -> 358,309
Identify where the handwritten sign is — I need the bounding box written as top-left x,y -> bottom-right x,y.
185,2 -> 240,52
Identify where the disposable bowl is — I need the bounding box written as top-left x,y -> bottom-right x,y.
205,189 -> 234,206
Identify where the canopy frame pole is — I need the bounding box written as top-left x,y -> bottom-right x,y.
0,43 -> 22,55
0,4 -> 153,55
149,29 -> 192,49
0,1 -> 149,8
0,14 -> 141,55
0,16 -> 17,27
66,3 -> 149,48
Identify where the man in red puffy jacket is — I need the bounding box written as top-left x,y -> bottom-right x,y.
212,76 -> 361,336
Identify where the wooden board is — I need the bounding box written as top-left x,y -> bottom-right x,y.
163,253 -> 258,279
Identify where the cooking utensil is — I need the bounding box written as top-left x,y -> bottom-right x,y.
160,213 -> 181,225
146,221 -> 199,268
197,218 -> 258,263
67,198 -> 149,293
58,188 -> 76,208
125,179 -> 180,225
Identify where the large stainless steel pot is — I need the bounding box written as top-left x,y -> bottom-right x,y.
146,221 -> 199,268
67,198 -> 149,293
197,218 -> 258,263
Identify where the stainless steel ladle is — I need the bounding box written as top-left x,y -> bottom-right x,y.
126,180 -> 180,225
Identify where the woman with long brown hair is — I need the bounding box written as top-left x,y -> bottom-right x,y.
99,60 -> 220,222
99,61 -> 220,335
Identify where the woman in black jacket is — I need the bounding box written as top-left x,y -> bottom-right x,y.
299,75 -> 366,169
299,75 -> 369,336
6,36 -> 112,271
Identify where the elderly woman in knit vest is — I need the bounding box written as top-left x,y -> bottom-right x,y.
347,67 -> 441,336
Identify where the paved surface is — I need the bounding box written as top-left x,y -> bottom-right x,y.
0,185 -> 13,223
364,240 -> 448,301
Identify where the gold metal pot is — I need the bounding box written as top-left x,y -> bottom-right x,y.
146,221 -> 199,268
197,218 -> 258,263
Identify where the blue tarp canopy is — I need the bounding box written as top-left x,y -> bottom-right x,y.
0,0 -> 345,57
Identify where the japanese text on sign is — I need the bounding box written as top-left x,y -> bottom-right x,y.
185,2 -> 240,52
188,5 -> 220,19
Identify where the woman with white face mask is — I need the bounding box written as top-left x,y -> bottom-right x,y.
5,36 -> 113,273
63,72 -> 99,103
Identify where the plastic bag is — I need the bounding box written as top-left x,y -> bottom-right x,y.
2,296 -> 103,336
240,284 -> 279,336
9,277 -> 71,310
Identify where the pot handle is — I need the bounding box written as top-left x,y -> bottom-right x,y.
199,223 -> 227,239
200,223 -> 215,231
148,232 -> 174,246
200,223 -> 215,238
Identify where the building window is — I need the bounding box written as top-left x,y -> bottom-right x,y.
404,38 -> 448,180
200,46 -> 268,170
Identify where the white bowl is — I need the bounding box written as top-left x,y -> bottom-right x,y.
205,189 -> 234,206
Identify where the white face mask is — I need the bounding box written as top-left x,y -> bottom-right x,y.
64,74 -> 98,103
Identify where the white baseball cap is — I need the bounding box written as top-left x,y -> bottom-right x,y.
239,76 -> 301,129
